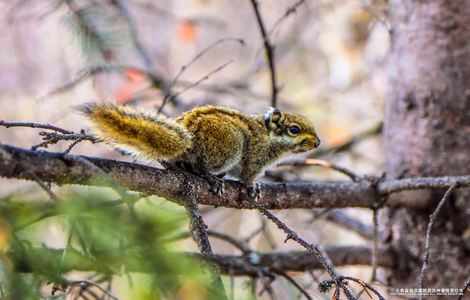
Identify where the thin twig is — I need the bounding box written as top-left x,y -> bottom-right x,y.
161,59 -> 234,111
247,198 -> 356,299
37,66 -> 111,100
248,0 -> 278,107
27,171 -> 59,202
107,1 -> 184,104
161,230 -> 251,254
159,38 -> 244,112
37,65 -> 172,103
32,131 -> 98,150
244,219 -> 267,243
320,276 -> 385,300
64,280 -> 119,300
311,123 -> 383,158
341,276 -> 385,300
371,208 -> 379,282
277,158 -> 361,182
274,270 -> 312,300
64,138 -> 85,154
458,273 -> 470,300
182,196 -> 227,299
0,120 -> 73,134
418,184 -> 457,298
58,222 -> 75,278
325,210 -> 373,240
257,274 -> 275,297
207,230 -> 251,254
268,0 -> 307,36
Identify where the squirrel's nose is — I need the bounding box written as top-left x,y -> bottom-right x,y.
314,137 -> 321,148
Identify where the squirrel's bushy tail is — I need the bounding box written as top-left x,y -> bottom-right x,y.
80,103 -> 193,162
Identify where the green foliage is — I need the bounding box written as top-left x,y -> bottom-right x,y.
0,187 -> 216,299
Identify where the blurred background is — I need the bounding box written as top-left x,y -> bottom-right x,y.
0,0 -> 390,299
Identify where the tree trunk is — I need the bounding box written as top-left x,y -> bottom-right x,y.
384,0 -> 469,298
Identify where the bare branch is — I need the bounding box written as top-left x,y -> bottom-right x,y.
56,279 -> 118,300
371,208 -> 379,282
338,276 -> 385,300
418,184 -> 457,298
0,121 -> 73,134
37,65 -> 176,104
27,171 -> 59,202
32,131 -> 98,150
160,59 -> 234,112
1,144 -> 469,210
273,270 -> 312,300
378,176 -> 466,195
164,230 -> 251,254
325,210 -> 373,240
311,123 -> 383,158
248,0 -> 278,107
183,197 -> 228,299
9,245 -> 395,276
277,158 -> 361,182
269,0 -> 307,37
458,273 -> 470,300
159,38 -> 244,113
207,230 -> 251,254
247,198 -> 356,299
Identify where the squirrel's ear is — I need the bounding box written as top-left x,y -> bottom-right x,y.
264,107 -> 282,132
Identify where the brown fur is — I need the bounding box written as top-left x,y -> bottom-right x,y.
80,104 -> 320,188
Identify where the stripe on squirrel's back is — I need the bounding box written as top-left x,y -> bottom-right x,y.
79,103 -> 193,161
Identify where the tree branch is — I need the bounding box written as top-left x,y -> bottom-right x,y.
325,210 -> 373,240
248,0 -> 278,107
9,245 -> 395,277
1,144 -> 469,210
247,198 -> 357,299
183,197 -> 228,299
419,184 -> 457,299
310,123 -> 383,158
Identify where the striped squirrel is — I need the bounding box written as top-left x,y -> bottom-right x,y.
80,104 -> 320,198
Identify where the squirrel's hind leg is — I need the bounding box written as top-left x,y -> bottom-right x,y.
246,182 -> 261,200
193,162 -> 225,196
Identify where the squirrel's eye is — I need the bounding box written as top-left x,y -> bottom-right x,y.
289,125 -> 300,135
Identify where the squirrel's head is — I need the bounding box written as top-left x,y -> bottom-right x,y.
264,107 -> 320,153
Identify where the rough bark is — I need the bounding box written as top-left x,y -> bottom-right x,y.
385,0 -> 470,296
1,143 -> 469,210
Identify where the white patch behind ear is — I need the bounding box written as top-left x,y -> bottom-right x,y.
265,107 -> 281,121
265,107 -> 276,120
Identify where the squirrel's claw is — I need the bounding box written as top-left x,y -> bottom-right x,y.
203,174 -> 225,196
247,183 -> 261,200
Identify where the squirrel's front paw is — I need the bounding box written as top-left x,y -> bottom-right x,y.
202,174 -> 225,196
247,183 -> 261,200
